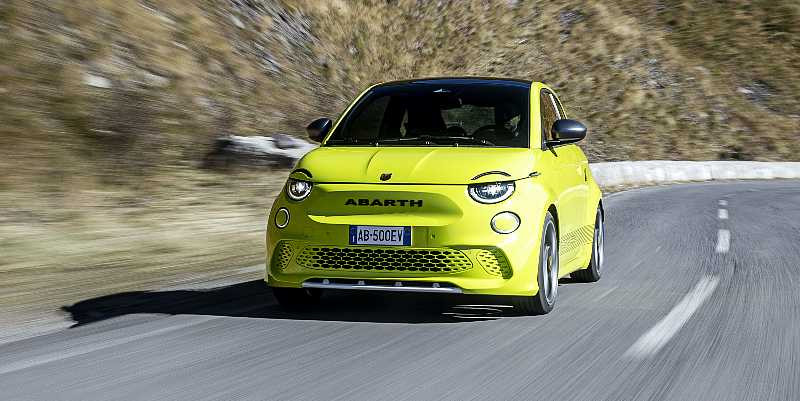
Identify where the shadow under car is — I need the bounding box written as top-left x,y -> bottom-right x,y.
61,280 -> 562,326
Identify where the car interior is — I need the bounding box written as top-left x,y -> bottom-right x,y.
335,85 -> 530,147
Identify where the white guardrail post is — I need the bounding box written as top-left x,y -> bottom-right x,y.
589,161 -> 800,188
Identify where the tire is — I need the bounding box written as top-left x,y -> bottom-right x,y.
572,207 -> 603,283
272,287 -> 322,311
512,212 -> 558,315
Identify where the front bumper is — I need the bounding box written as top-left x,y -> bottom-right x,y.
268,242 -> 521,294
266,182 -> 549,296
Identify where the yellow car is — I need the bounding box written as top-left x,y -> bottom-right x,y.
266,78 -> 603,314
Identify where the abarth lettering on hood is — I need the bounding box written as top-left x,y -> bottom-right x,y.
344,199 -> 424,207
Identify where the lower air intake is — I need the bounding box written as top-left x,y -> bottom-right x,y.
271,242 -> 296,271
475,249 -> 513,278
296,247 -> 473,274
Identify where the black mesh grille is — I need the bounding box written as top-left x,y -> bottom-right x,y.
295,247 -> 473,274
475,249 -> 512,278
271,242 -> 295,271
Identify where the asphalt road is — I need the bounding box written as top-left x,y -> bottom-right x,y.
1,180 -> 799,401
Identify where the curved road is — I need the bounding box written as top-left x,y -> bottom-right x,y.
1,181 -> 799,400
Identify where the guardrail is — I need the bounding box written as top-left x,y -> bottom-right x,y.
590,161 -> 800,188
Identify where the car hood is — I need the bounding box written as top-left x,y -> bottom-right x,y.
294,147 -> 533,185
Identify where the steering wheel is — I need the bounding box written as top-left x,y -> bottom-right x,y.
473,124 -> 514,142
446,125 -> 468,136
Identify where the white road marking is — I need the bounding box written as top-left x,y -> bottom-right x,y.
718,209 -> 728,220
715,229 -> 730,253
625,276 -> 719,358
0,316 -> 217,376
718,200 -> 728,206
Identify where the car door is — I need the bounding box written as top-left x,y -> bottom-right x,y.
539,89 -> 587,263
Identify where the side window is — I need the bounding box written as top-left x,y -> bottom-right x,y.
540,91 -> 559,142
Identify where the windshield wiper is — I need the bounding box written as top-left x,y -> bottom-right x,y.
325,138 -> 378,146
432,136 -> 496,146
376,136 -> 434,145
378,135 -> 496,146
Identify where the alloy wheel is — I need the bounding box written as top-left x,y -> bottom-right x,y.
594,213 -> 604,274
542,220 -> 558,304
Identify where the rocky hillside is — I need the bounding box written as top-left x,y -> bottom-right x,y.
2,0 -> 799,189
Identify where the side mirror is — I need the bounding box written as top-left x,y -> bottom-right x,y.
548,119 -> 587,145
306,118 -> 332,143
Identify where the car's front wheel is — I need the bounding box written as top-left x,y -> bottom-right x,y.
512,211 -> 558,315
272,287 -> 322,311
572,207 -> 603,282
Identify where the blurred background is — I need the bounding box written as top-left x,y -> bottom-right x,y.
1,0 -> 799,331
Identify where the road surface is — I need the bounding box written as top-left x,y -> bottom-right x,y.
1,180 -> 799,400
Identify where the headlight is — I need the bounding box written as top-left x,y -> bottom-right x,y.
468,181 -> 515,204
286,179 -> 312,201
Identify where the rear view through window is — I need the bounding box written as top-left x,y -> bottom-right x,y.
327,80 -> 530,148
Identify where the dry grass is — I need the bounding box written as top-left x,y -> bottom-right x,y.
2,0 -> 799,190
0,169 -> 287,334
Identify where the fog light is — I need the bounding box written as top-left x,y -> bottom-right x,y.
491,212 -> 520,234
275,207 -> 290,228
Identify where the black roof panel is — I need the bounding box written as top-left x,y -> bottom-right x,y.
377,77 -> 532,88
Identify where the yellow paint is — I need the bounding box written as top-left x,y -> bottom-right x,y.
266,81 -> 602,296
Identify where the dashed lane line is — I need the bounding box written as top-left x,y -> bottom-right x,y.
715,229 -> 730,253
625,276 -> 720,358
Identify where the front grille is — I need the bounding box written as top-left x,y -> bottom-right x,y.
271,242 -> 296,271
475,249 -> 512,278
295,247 -> 473,274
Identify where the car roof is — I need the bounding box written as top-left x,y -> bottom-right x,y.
376,77 -> 535,89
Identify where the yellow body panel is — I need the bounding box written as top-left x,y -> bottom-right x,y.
266,80 -> 602,296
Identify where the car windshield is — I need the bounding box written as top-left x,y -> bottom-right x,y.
325,80 -> 530,148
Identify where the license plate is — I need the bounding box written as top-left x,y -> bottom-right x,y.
349,226 -> 411,246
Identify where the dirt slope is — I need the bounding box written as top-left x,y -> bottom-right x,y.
2,0 -> 799,188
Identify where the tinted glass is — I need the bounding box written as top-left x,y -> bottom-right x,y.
326,81 -> 530,148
